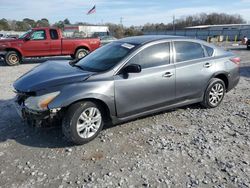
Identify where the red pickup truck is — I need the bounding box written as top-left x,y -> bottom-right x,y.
0,27 -> 100,66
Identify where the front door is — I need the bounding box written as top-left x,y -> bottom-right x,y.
114,42 -> 176,118
21,30 -> 50,57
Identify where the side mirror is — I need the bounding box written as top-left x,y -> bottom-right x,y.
24,37 -> 30,41
122,64 -> 141,74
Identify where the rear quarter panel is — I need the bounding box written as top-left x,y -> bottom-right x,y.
222,52 -> 240,91
210,49 -> 239,91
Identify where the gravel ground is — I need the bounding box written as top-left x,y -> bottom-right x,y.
0,45 -> 249,188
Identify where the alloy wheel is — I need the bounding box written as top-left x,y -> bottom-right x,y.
76,107 -> 102,138
209,83 -> 224,106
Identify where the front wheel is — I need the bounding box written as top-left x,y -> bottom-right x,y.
4,51 -> 21,66
62,101 -> 104,145
201,78 -> 226,108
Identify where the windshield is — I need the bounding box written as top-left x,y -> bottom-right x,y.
19,30 -> 32,39
76,42 -> 137,72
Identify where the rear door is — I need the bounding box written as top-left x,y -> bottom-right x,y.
114,42 -> 176,118
21,29 -> 50,57
173,40 -> 216,101
49,29 -> 62,56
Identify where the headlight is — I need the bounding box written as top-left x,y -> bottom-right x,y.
25,91 -> 60,111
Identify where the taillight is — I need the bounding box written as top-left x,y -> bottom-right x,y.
230,57 -> 241,65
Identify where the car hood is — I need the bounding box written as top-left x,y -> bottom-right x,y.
13,61 -> 93,92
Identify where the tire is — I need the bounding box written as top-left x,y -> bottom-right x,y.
70,54 -> 75,59
74,49 -> 89,60
4,51 -> 21,66
62,101 -> 104,145
201,78 -> 226,108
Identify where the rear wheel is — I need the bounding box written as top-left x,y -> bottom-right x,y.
62,101 -> 104,145
201,78 -> 226,108
4,51 -> 21,66
74,49 -> 89,60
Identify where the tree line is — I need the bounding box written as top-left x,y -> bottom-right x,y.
0,13 -> 246,38
0,18 -> 50,31
143,13 -> 246,32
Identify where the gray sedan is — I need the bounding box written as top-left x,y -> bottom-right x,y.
14,35 -> 240,145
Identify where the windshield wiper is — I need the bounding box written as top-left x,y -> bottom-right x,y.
69,58 -> 81,65
71,64 -> 86,71
69,60 -> 85,71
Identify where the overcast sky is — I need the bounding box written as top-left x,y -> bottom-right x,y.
0,0 -> 250,26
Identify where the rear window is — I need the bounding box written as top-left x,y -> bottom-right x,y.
174,41 -> 205,62
50,29 -> 59,40
204,45 -> 214,57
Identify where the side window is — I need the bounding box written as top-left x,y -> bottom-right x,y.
50,29 -> 59,40
129,43 -> 170,69
174,41 -> 205,62
30,30 -> 46,40
204,45 -> 214,57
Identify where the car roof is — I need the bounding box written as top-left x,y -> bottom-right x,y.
118,35 -> 186,45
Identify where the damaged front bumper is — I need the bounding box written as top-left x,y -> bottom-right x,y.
14,95 -> 61,127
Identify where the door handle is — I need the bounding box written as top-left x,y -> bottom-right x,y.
163,72 -> 174,78
204,62 -> 212,68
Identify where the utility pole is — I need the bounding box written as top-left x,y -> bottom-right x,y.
120,17 -> 123,27
173,15 -> 175,32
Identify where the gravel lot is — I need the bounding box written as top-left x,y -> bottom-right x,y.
0,44 -> 249,188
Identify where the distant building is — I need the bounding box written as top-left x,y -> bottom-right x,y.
144,24 -> 250,41
186,24 -> 250,30
64,25 -> 109,38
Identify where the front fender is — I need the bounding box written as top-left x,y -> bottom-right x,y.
48,81 -> 116,116
4,47 -> 23,57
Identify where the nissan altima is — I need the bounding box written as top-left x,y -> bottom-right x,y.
13,35 -> 240,145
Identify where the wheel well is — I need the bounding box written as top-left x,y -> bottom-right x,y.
68,98 -> 111,123
5,48 -> 22,57
214,74 -> 229,90
74,46 -> 90,55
